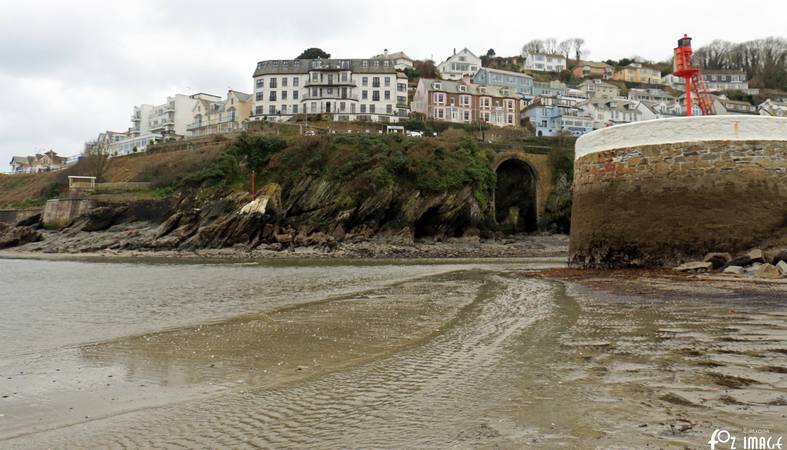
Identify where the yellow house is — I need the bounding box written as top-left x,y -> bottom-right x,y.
612,63 -> 662,85
188,90 -> 252,137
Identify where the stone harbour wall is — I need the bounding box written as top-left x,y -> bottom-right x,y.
570,116 -> 787,268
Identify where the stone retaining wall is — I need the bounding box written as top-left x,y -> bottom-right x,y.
570,116 -> 787,268
42,199 -> 95,229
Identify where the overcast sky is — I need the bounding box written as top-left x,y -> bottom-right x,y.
1,0 -> 785,170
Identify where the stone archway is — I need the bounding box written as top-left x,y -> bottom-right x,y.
494,158 -> 539,233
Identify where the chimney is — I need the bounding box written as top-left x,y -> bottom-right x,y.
462,73 -> 472,85
453,48 -> 456,56
384,48 -> 388,56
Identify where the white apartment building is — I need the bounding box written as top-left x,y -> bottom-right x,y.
576,79 -> 620,100
251,58 -> 409,123
436,48 -> 481,80
522,52 -> 567,72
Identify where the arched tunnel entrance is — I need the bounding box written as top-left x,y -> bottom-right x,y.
494,159 -> 538,233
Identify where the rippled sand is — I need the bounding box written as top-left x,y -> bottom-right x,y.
1,259 -> 785,449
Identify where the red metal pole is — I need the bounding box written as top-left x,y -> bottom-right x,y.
685,75 -> 693,117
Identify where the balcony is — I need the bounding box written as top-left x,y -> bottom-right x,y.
302,93 -> 359,101
304,79 -> 355,87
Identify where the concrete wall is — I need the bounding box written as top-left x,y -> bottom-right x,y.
570,116 -> 787,268
42,199 -> 95,228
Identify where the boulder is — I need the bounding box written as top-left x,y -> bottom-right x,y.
703,252 -> 732,269
770,250 -> 787,265
777,261 -> 787,277
0,223 -> 43,249
755,263 -> 782,279
726,256 -> 753,268
723,265 -> 745,276
674,261 -> 713,273
746,248 -> 765,264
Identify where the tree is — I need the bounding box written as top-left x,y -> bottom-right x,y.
558,39 -> 573,62
413,59 -> 439,79
522,39 -> 545,55
296,48 -> 330,59
481,48 -> 497,66
83,138 -> 111,181
571,38 -> 586,64
230,133 -> 288,174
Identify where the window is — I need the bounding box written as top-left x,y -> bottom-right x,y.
433,82 -> 442,90
386,104 -> 392,114
362,90 -> 368,100
340,102 -> 346,111
293,91 -> 299,100
384,91 -> 391,100
459,85 -> 467,92
255,105 -> 263,115
269,91 -> 277,101
433,93 -> 445,104
256,92 -> 263,101
282,77 -> 288,87
311,87 -> 318,97
397,95 -> 407,105
361,104 -> 367,113
293,104 -> 299,114
372,77 -> 380,88
362,76 -> 368,86
397,83 -> 406,93
370,104 -> 375,113
311,102 -> 317,113
269,105 -> 276,115
384,77 -> 391,87
463,110 -> 470,121
362,60 -> 368,68
312,72 -> 319,81
281,105 -> 287,114
372,91 -> 380,101
282,91 -> 288,100
256,79 -> 264,88
293,77 -> 299,87
341,72 -> 348,82
270,78 -> 277,88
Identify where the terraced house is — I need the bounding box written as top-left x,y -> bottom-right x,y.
251,58 -> 409,123
411,79 -> 520,127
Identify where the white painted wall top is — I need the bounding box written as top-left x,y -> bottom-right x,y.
575,115 -> 787,160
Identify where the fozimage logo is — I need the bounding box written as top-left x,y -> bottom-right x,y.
708,429 -> 784,450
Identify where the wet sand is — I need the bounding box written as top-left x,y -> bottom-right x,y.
1,259 -> 785,449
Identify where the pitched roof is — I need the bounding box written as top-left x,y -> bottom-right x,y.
477,67 -> 534,80
371,51 -> 413,61
419,78 -> 519,98
254,58 -> 400,76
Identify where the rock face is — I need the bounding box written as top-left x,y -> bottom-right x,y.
569,116 -> 787,268
0,223 -> 43,249
13,177 -> 500,254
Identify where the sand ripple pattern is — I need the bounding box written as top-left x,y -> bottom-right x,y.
25,276 -> 555,449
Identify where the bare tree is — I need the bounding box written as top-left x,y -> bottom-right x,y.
521,39 -> 545,56
543,38 -> 558,54
572,38 -> 586,63
83,138 -> 111,182
558,39 -> 573,62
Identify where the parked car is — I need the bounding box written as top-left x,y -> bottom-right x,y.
304,130 -> 316,136
406,131 -> 424,137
